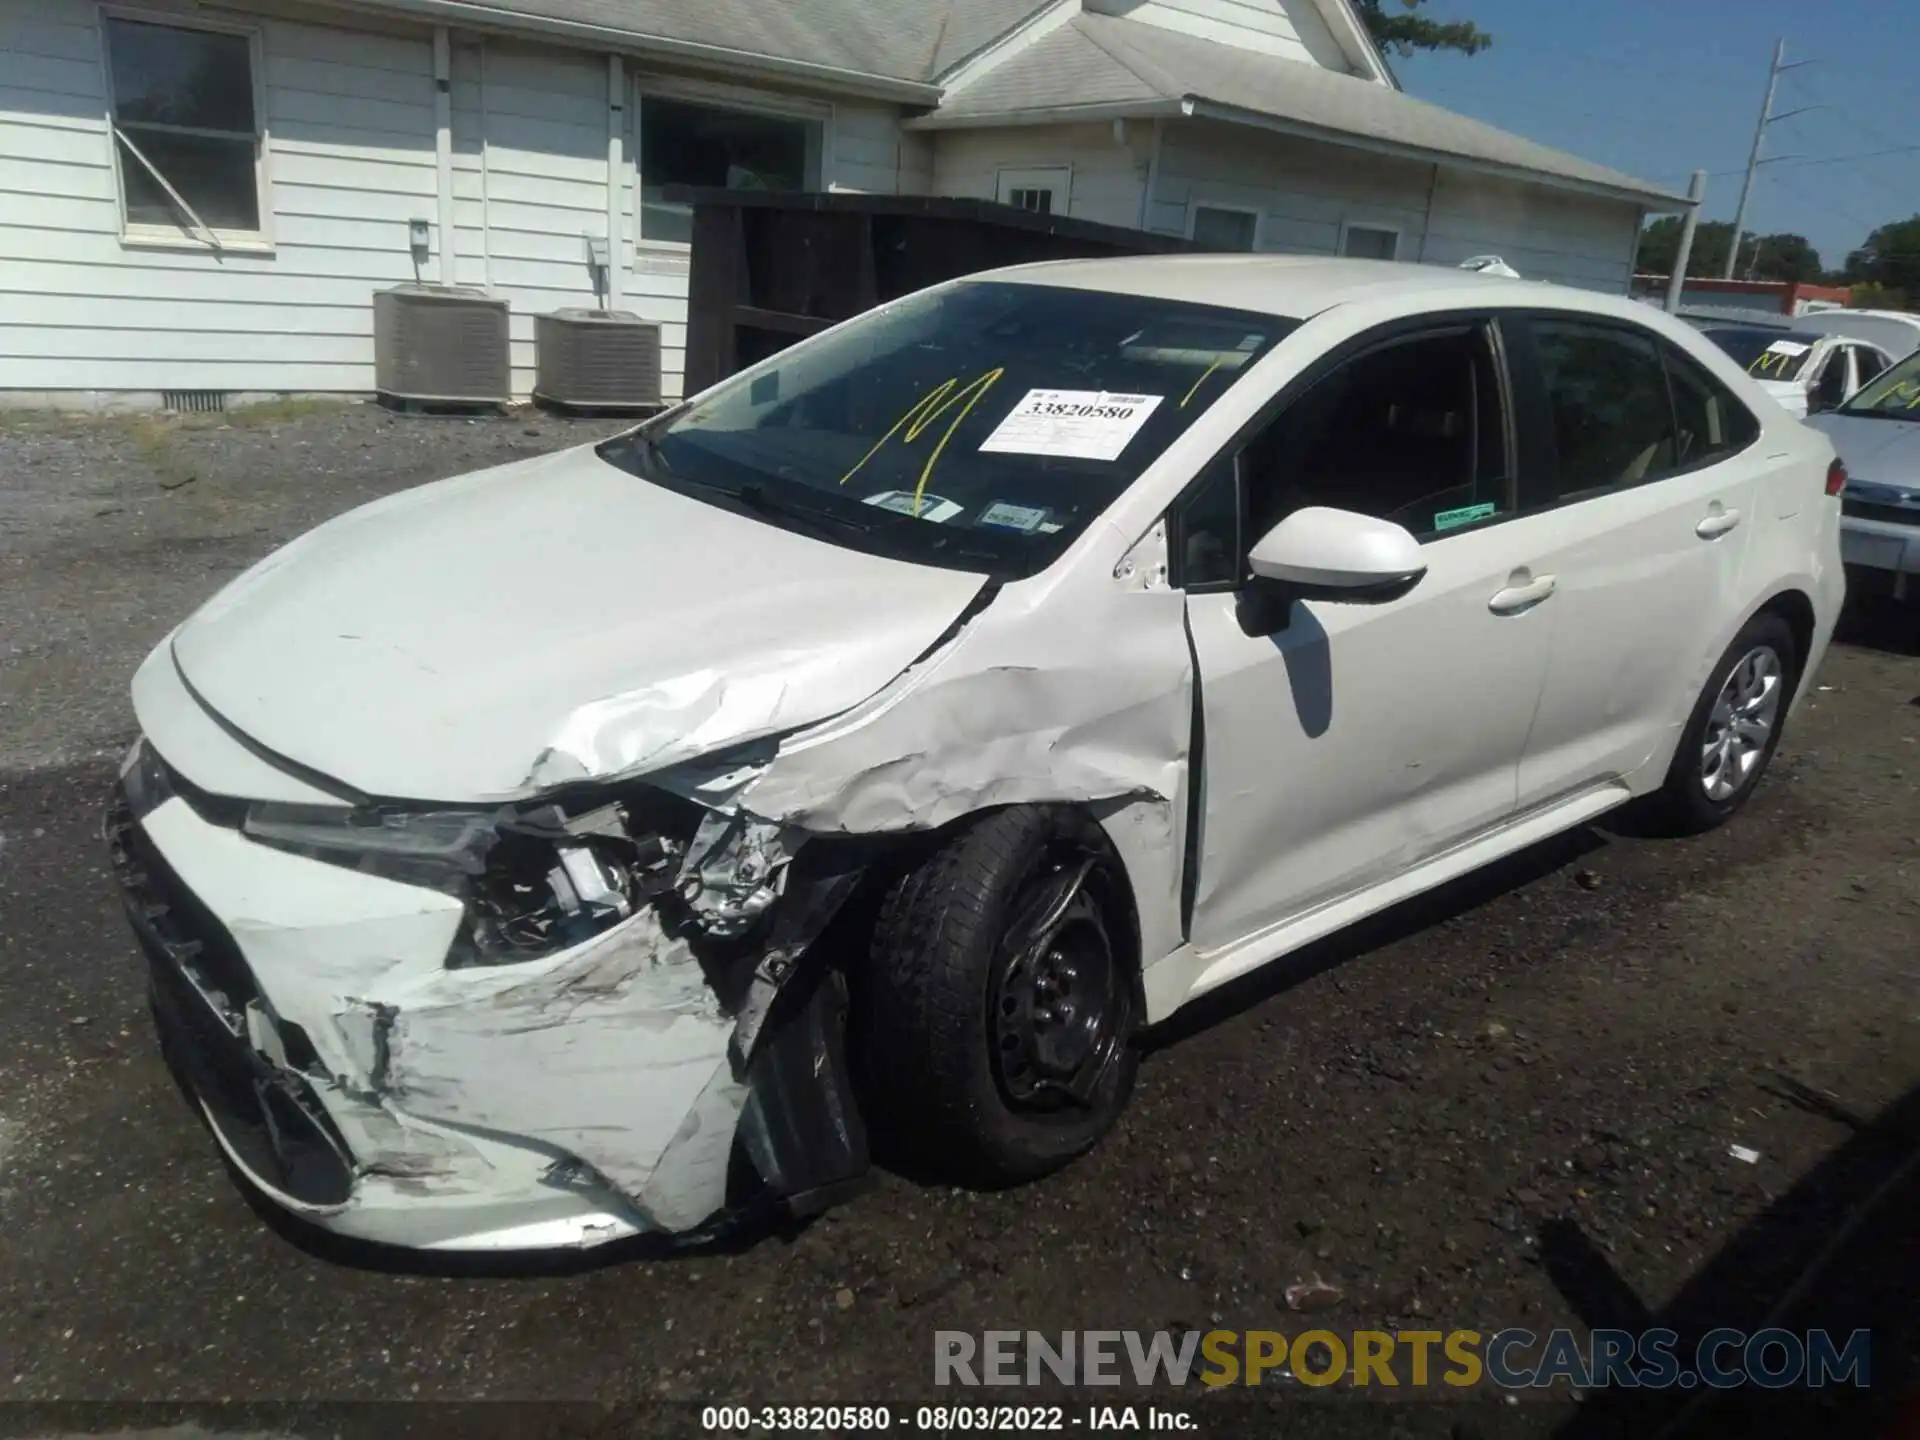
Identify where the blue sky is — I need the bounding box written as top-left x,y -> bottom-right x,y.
1392,0 -> 1919,273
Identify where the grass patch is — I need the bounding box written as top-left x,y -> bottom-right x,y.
221,395 -> 356,427
122,417 -> 200,491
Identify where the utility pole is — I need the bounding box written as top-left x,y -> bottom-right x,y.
1724,38 -> 1817,279
1666,171 -> 1707,313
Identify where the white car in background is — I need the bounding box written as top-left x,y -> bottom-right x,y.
1698,324 -> 1895,419
112,257 -> 1845,1253
1790,307 -> 1920,365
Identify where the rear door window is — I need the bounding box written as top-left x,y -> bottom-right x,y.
1527,318 -> 1676,499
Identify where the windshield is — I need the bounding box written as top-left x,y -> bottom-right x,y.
1839,347 -> 1920,417
597,281 -> 1295,577
1702,327 -> 1819,382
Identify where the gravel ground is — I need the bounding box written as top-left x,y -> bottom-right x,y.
0,405 -> 1916,1438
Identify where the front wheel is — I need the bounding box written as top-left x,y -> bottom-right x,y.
1644,611 -> 1798,834
855,806 -> 1140,1186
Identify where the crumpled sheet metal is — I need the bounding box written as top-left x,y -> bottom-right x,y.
698,544 -> 1200,992
735,581 -> 1194,839
369,908 -> 744,1234
207,524 -> 1196,1235
526,669 -> 792,794
644,525 -> 1200,990
142,796 -> 746,1237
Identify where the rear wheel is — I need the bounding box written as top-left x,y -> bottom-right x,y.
1644,611 -> 1798,834
856,806 -> 1139,1185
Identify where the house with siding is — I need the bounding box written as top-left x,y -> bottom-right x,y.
0,0 -> 1686,408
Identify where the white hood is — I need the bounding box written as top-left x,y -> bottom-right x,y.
166,446 -> 988,802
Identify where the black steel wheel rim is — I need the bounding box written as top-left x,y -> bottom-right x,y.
988,849 -> 1130,1114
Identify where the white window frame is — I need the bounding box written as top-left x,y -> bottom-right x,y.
631,74 -> 834,256
1188,202 -> 1262,251
994,165 -> 1073,216
99,4 -> 273,253
1338,220 -> 1401,261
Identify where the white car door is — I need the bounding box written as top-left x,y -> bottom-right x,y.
1808,342 -> 1854,415
1177,319 -> 1560,954
1509,315 -> 1763,808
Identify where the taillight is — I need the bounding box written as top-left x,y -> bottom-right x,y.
1826,458 -> 1848,497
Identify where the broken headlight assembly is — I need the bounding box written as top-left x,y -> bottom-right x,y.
240,790 -> 703,968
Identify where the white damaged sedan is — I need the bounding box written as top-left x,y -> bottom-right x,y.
112,257 -> 1845,1252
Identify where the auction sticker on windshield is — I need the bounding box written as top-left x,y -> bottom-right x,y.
979,389 -> 1164,462
864,490 -> 964,522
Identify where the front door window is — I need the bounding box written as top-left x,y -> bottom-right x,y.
1178,318 -> 1557,957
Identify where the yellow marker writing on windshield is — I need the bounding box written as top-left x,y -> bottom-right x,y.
839,368 -> 1005,517
1181,356 -> 1228,409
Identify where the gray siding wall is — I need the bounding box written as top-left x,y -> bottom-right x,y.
0,0 -> 906,401
1150,119 -> 1433,254
928,122 -> 1152,229
0,0 -> 437,393
1150,120 -> 1642,292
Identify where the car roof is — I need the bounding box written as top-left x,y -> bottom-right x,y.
1703,326 -> 1825,345
976,254 -> 1666,326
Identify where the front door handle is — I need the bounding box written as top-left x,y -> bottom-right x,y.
1488,573 -> 1557,615
1696,507 -> 1742,539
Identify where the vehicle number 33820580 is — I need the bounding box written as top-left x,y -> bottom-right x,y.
700,1405 -> 1086,1431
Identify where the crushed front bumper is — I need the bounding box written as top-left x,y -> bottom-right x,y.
108,749 -> 869,1253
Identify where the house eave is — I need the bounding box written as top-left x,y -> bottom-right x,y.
906,98 -> 1183,131
322,0 -> 945,103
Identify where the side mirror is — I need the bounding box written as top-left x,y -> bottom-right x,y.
1247,506 -> 1426,600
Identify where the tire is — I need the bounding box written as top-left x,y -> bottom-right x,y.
856,805 -> 1140,1186
1643,611 -> 1799,835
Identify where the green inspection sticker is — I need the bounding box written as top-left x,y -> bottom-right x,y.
1433,501 -> 1498,532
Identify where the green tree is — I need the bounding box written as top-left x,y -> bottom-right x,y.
1632,219 -> 1823,283
1843,216 -> 1920,301
1849,280 -> 1910,310
1744,233 -> 1822,284
1355,0 -> 1492,56
1636,218 -> 1747,278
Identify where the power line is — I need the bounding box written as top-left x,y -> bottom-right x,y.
1761,168 -> 1879,241
1776,68 -> 1912,147
1653,143 -> 1920,187
1765,143 -> 1920,171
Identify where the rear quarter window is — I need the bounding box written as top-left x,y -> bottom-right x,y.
1663,343 -> 1761,467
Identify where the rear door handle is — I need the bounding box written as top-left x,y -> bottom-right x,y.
1696,508 -> 1742,539
1488,573 -> 1557,615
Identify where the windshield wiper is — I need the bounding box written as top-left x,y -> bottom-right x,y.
602,440 -> 1013,570
660,473 -> 878,539
735,483 -> 877,534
